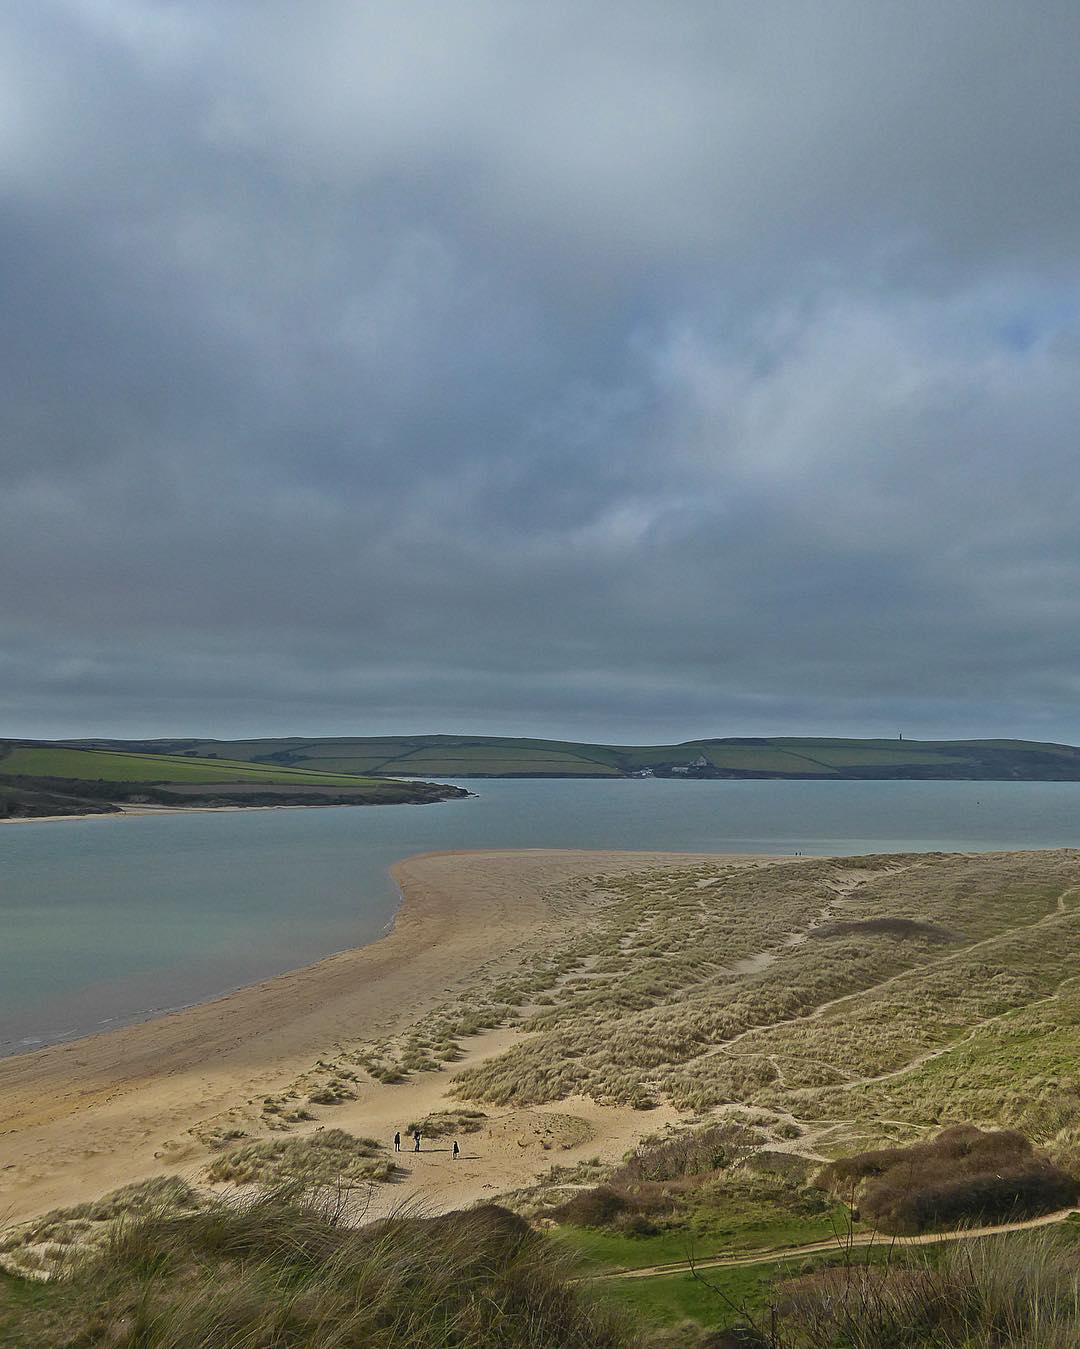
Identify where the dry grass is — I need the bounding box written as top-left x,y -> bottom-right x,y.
406,1108 -> 488,1137
426,852 -> 1080,1162
244,852 -> 1079,1184
0,1190 -> 635,1348
612,1122 -> 761,1186
0,1177 -> 203,1281
182,851 -> 1080,1232
204,1128 -> 399,1188
766,1228 -> 1080,1347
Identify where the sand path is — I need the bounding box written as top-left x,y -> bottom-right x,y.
0,849 -> 750,1227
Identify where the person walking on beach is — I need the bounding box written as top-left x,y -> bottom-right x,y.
452,1140 -> 460,1161
394,1131 -> 401,1152
413,1129 -> 422,1152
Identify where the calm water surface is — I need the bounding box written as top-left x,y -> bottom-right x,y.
3,778 -> 1079,1054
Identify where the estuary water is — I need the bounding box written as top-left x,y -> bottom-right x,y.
3,777 -> 1079,1056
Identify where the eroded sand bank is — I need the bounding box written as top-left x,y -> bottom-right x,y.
0,849 -> 757,1226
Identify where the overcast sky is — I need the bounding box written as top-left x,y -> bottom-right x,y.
3,2 -> 1080,744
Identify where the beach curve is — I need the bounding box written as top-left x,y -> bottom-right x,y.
0,848 -> 751,1227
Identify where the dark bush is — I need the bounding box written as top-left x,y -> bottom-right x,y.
816,1126 -> 1080,1234
550,1185 -> 629,1227
613,1211 -> 661,1237
809,917 -> 958,942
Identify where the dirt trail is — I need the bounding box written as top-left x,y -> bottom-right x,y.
592,1207 -> 1080,1280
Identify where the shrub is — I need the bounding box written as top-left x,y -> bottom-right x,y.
768,1229 -> 1080,1347
406,1109 -> 487,1138
612,1123 -> 756,1186
550,1185 -> 628,1228
816,1126 -> 1080,1235
809,917 -> 958,943
613,1211 -> 661,1238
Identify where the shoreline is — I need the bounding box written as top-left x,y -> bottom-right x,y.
0,799 -> 463,826
0,847 -> 755,1228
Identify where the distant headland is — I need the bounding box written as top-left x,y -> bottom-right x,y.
5,733 -> 1080,817
0,740 -> 468,820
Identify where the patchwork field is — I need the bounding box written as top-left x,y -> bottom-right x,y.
0,742 -> 467,816
64,732 -> 1080,778
0,744 -> 387,786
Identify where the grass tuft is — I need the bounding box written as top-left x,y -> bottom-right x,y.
204,1129 -> 398,1188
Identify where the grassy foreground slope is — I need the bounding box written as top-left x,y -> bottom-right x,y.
67,733 -> 1080,779
0,1192 -> 632,1349
0,742 -> 466,817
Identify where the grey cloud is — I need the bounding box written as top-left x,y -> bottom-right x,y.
2,3 -> 1080,741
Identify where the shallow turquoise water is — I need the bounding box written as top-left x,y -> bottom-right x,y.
2,778 -> 1078,1054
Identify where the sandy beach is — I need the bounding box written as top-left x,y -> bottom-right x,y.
0,848 -> 756,1228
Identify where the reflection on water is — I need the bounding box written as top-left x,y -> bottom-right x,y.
2,777 -> 1078,1054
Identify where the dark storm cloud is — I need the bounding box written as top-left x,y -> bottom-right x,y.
3,1 -> 1080,740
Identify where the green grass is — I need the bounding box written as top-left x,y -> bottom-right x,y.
601,1222 -> 1080,1338
600,1265 -> 755,1333
0,745 -> 386,786
599,1243 -> 901,1335
701,747 -> 839,773
391,751 -> 620,776
555,1200 -> 848,1272
0,1270 -> 64,1348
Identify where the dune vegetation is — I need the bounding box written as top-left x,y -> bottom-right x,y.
430,852 -> 1080,1153
3,849 -> 1078,1344
661,1225 -> 1080,1348
203,1130 -> 399,1189
814,1125 -> 1080,1235
0,1189 -> 633,1348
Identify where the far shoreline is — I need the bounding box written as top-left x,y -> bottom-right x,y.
0,795 -> 474,825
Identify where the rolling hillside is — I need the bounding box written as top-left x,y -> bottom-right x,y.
1,744 -> 392,787
0,742 -> 466,818
59,734 -> 1080,780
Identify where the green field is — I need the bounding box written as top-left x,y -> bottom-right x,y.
555,1196 -> 846,1272
0,744 -> 385,787
600,1219 -> 1080,1337
61,733 -> 1080,779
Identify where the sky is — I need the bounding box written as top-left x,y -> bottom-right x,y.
3,1 -> 1080,745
